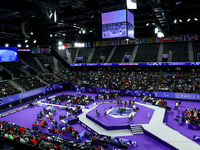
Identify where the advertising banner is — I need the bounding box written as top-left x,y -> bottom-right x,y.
73,86 -> 200,101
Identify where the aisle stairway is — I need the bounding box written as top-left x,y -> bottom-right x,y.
130,125 -> 144,135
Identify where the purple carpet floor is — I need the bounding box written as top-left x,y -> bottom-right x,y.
0,90 -> 187,149
0,104 -> 89,141
162,98 -> 200,145
116,135 -> 171,150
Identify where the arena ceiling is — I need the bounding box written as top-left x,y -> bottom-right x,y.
0,0 -> 200,45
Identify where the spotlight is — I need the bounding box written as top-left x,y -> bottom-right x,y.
58,41 -> 62,46
26,45 -> 29,48
155,27 -> 159,34
58,46 -> 62,50
33,40 -> 37,43
146,23 -> 149,26
174,19 -> 177,24
179,19 -> 182,22
90,30 -> 92,33
79,30 -> 81,34
157,32 -> 164,38
17,44 -> 21,48
82,29 -> 86,34
55,34 -> 57,36
54,10 -> 57,22
63,34 -> 65,36
78,43 -> 81,47
50,34 -> 53,37
194,18 -> 198,21
25,39 -> 28,43
61,45 -> 65,50
81,43 -> 85,47
187,18 -> 191,22
5,43 -> 9,47
30,32 -> 33,35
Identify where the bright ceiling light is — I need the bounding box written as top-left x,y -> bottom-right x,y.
187,18 -> 191,22
63,34 -> 65,36
30,32 -> 33,35
49,13 -> 53,19
58,46 -> 61,50
26,45 -> 29,48
50,34 -> 53,37
82,29 -> 86,34
5,43 -> 9,47
33,40 -> 37,43
174,19 -> 177,24
54,10 -> 57,22
155,27 -> 159,34
81,43 -> 85,47
194,18 -> 198,21
90,30 -> 92,33
58,41 -> 62,46
17,44 -> 21,48
157,32 -> 164,38
55,34 -> 57,36
79,30 -> 81,34
179,19 -> 182,22
61,45 -> 65,50
146,23 -> 149,26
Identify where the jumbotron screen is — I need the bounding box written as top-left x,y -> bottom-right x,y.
0,46 -> 18,62
31,48 -> 51,54
102,9 -> 134,39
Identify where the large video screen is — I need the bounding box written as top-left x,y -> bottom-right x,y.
102,10 -> 127,39
102,9 -> 134,39
0,47 -> 18,62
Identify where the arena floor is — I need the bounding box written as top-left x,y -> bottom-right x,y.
1,90 -> 200,149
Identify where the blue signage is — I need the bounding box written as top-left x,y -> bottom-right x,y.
0,81 -> 72,106
70,62 -> 200,67
73,86 -> 200,101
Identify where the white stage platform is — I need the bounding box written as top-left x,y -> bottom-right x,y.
140,102 -> 200,150
78,102 -> 200,150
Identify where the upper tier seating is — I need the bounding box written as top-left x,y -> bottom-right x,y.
91,46 -> 113,63
134,44 -> 159,62
36,55 -> 55,70
69,48 -> 78,62
39,74 -> 61,85
163,42 -> 189,62
192,41 -> 200,62
110,45 -> 135,62
14,76 -> 46,91
0,81 -> 21,98
19,54 -> 43,73
1,61 -> 26,77
77,48 -> 92,63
